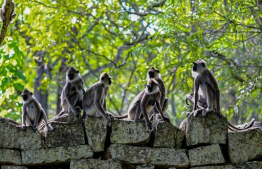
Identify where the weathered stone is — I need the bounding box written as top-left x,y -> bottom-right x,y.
21,145 -> 93,165
84,116 -> 108,152
180,111 -> 227,146
1,166 -> 28,169
188,144 -> 225,167
228,128 -> 262,163
0,118 -> 42,150
110,120 -> 151,145
105,144 -> 189,168
70,159 -> 122,169
191,165 -> 235,169
0,149 -> 21,165
153,121 -> 184,148
44,123 -> 85,148
136,164 -> 154,169
235,162 -> 262,169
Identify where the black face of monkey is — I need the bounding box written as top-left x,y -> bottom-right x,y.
147,84 -> 153,92
149,71 -> 154,78
68,74 -> 74,80
22,94 -> 28,101
193,62 -> 197,71
108,78 -> 111,85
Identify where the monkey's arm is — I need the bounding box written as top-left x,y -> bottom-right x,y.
64,83 -> 78,115
141,94 -> 152,129
103,87 -> 109,110
22,104 -> 27,129
193,78 -> 200,111
94,85 -> 110,121
32,100 -> 42,130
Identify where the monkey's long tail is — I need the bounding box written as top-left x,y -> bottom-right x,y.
228,118 -> 255,131
50,111 -> 86,125
113,114 -> 128,119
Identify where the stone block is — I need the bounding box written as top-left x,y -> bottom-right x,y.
228,128 -> 262,163
105,144 -> 189,168
191,165 -> 235,169
70,159 -> 122,169
21,145 -> 93,165
0,118 -> 42,150
188,144 -> 225,167
0,149 -> 21,165
153,121 -> 184,148
180,111 -> 227,146
136,164 -> 154,169
84,116 -> 108,152
44,123 -> 85,148
110,120 -> 151,145
1,166 -> 28,169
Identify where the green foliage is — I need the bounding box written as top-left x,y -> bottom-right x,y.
0,0 -> 261,125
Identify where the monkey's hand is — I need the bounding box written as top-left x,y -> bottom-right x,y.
146,121 -> 152,131
71,108 -> 80,117
32,125 -> 37,131
21,125 -> 26,131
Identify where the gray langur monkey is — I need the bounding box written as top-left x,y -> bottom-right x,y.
82,72 -> 113,125
0,0 -> 16,22
188,58 -> 255,131
147,67 -> 168,114
192,58 -> 222,117
115,78 -> 169,130
21,88 -> 53,132
60,67 -> 85,117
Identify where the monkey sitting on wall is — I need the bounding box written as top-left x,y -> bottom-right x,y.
21,88 -> 53,132
82,72 -> 113,125
60,67 -> 85,118
114,78 -> 169,130
187,58 -> 255,131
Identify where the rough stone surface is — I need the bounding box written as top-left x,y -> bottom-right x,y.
0,118 -> 42,150
153,121 -> 184,148
70,159 -> 122,169
0,149 -> 21,165
191,165 -> 235,169
235,162 -> 262,169
228,128 -> 262,163
1,166 -> 28,169
110,120 -> 151,145
188,144 -> 225,167
84,116 -> 108,152
44,123 -> 85,148
180,111 -> 227,146
136,164 -> 155,169
21,145 -> 93,165
105,144 -> 189,168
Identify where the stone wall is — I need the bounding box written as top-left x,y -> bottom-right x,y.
0,112 -> 262,169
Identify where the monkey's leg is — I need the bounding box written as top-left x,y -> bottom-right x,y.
162,98 -> 168,114
68,93 -> 79,116
202,86 -> 214,117
32,112 -> 40,131
134,105 -> 145,122
41,110 -> 53,132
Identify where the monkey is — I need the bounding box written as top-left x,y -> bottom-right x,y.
191,58 -> 222,117
82,72 -> 113,125
0,0 -> 16,22
114,78 -> 169,130
21,88 -> 53,132
188,58 -> 255,131
147,67 -> 168,114
60,67 -> 85,118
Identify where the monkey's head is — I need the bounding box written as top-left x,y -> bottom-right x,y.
100,72 -> 112,87
146,78 -> 159,93
66,67 -> 80,82
21,88 -> 33,102
147,67 -> 160,80
192,59 -> 207,75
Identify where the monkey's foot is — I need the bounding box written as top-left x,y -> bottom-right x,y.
146,122 -> 152,131
47,125 -> 53,132
162,116 -> 170,123
106,113 -> 114,120
32,126 -> 37,131
202,108 -> 213,117
21,126 -> 26,131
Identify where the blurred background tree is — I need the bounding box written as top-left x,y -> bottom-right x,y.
0,0 -> 261,126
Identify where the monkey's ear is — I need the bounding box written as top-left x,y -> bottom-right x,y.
202,63 -> 205,67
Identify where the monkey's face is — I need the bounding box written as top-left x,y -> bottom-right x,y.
148,67 -> 160,79
66,67 -> 80,81
21,89 -> 33,101
192,59 -> 206,73
146,78 -> 159,93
